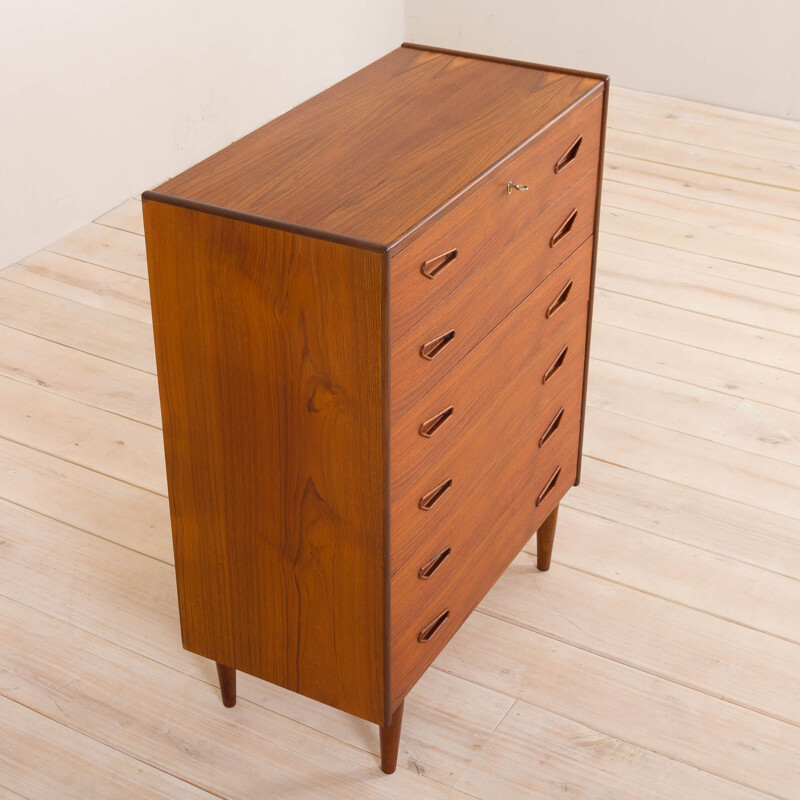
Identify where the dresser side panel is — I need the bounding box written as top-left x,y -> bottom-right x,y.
143,202 -> 386,723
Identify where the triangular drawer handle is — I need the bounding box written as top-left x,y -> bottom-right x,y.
546,280 -> 573,318
419,478 -> 453,511
418,546 -> 452,580
536,466 -> 562,507
421,248 -> 458,279
550,209 -> 578,248
554,135 -> 583,173
418,609 -> 450,643
420,329 -> 455,360
539,407 -> 565,448
419,406 -> 454,438
542,345 -> 568,384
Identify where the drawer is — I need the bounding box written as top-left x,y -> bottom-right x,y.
392,384 -> 583,623
390,237 -> 593,509
389,92 -> 603,342
390,167 -> 597,421
390,290 -> 587,574
391,410 -> 582,703
390,291 -> 586,571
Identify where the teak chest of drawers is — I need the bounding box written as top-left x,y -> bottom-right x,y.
143,43 -> 609,774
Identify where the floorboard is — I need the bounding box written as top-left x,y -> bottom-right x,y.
1,86 -> 798,797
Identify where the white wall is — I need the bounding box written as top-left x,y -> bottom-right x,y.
0,0 -> 402,267
405,0 -> 800,121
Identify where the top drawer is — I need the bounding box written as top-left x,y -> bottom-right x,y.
389,91 -> 603,341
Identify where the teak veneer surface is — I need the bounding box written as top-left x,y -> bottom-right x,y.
141,42 -> 609,769
147,45 -> 601,249
143,202 -> 386,724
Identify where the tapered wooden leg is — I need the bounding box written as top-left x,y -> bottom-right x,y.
215,662 -> 237,708
536,503 -> 559,571
379,701 -> 404,774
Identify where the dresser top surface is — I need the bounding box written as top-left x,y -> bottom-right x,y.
147,44 -> 603,251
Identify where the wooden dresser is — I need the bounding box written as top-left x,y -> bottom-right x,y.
143,43 -> 608,774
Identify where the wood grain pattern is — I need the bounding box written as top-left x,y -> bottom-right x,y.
148,47 -> 601,250
390,169 -> 598,420
536,504 -> 559,571
390,240 -> 593,542
379,701 -> 405,774
143,201 -> 387,724
389,96 -> 602,339
391,414 -> 582,705
391,388 -> 584,638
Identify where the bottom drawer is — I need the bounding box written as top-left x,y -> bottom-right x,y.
390,410 -> 581,704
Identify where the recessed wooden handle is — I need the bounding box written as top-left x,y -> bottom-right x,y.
419,478 -> 453,511
546,280 -> 573,318
539,407 -> 564,448
536,466 -> 562,507
554,135 -> 583,173
420,329 -> 455,361
418,609 -> 450,642
542,345 -> 568,384
421,248 -> 458,280
419,406 -> 454,438
418,546 -> 452,580
550,209 -> 578,248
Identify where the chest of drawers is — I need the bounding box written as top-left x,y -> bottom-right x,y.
143,42 -> 608,774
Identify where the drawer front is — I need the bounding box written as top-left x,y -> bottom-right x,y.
391,411 -> 581,704
390,238 -> 592,523
389,92 -> 602,342
392,380 -> 583,623
390,298 -> 587,573
390,168 -> 597,422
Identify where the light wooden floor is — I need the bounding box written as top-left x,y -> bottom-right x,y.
1,87 -> 799,799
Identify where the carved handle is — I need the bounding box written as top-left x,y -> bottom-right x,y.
419,406 -> 454,438
418,609 -> 450,642
418,546 -> 452,580
554,135 -> 583,173
550,209 -> 578,248
418,478 -> 453,511
421,248 -> 458,280
539,407 -> 564,448
536,466 -> 562,507
546,280 -> 573,318
420,329 -> 455,361
542,345 -> 568,384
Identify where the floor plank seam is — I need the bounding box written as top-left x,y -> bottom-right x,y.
0,496 -> 174,568
41,246 -> 148,281
545,559 -> 800,645
0,433 -> 168,499
584,452 -> 800,520
0,370 -> 162,431
593,283 -> 800,339
603,147 -> 800,194
607,124 -> 800,169
599,231 -> 800,287
0,593 -> 460,792
473,608 -> 800,731
0,693 -> 226,800
432,664 -> 786,800
0,320 -> 157,377
603,173 -> 800,222
592,317 -> 800,377
0,274 -> 154,328
560,496 -> 800,583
